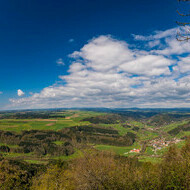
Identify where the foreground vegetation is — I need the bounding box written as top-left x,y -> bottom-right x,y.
1,139 -> 190,189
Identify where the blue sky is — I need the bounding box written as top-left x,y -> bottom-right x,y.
1,0 -> 190,110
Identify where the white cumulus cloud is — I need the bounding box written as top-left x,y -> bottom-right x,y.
17,89 -> 25,97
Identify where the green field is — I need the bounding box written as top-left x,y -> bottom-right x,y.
0,109 -> 190,164
94,142 -> 141,156
0,111 -> 104,132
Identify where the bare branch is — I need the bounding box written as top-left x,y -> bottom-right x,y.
176,21 -> 190,26
176,0 -> 190,41
177,10 -> 190,16
176,31 -> 190,41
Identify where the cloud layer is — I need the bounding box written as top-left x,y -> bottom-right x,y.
9,27 -> 190,109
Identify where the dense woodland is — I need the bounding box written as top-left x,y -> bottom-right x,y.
0,130 -> 74,156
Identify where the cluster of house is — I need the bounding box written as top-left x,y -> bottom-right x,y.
124,137 -> 182,155
129,148 -> 141,153
124,148 -> 141,155
150,138 -> 181,152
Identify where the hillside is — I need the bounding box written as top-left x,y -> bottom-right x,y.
0,109 -> 190,163
1,109 -> 190,189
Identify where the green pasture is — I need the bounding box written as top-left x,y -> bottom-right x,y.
94,142 -> 141,156
0,111 -> 104,132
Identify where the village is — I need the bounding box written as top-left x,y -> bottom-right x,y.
149,137 -> 182,152
125,137 -> 182,155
